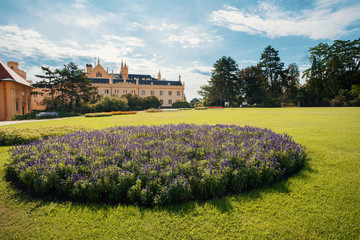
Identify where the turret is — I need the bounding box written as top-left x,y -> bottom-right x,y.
158,70 -> 161,80
122,62 -> 129,79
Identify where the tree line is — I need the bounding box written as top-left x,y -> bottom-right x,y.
199,38 -> 360,107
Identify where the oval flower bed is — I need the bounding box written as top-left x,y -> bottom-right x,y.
5,124 -> 306,206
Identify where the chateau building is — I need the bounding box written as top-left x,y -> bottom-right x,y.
86,59 -> 185,107
0,60 -> 32,121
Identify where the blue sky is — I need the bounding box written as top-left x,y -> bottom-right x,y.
0,0 -> 359,100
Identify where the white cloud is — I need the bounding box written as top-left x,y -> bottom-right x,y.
130,22 -> 179,31
0,25 -> 145,64
315,0 -> 343,8
72,0 -> 88,9
50,12 -> 108,28
210,1 -> 360,40
238,60 -> 257,64
129,20 -> 221,48
27,0 -> 112,29
103,35 -> 146,48
164,26 -> 221,48
0,23 -> 213,100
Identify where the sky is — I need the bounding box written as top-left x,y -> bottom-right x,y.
0,0 -> 359,101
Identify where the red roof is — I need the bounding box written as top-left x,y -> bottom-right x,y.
0,60 -> 31,87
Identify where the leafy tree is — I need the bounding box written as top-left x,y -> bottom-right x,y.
57,62 -> 97,111
172,100 -> 192,108
258,45 -> 285,98
142,96 -> 162,109
238,66 -> 267,105
303,38 -> 360,106
282,63 -> 300,105
199,56 -> 239,106
190,98 -> 200,107
34,67 -> 60,110
123,93 -> 143,110
94,95 -> 128,112
35,62 -> 97,112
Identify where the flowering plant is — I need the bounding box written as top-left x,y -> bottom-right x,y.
5,124 -> 305,206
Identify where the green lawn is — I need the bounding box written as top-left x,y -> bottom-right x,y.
1,108 -> 359,239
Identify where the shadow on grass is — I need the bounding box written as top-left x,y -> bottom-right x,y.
2,157 -> 315,217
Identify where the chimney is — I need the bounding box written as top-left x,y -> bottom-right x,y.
86,64 -> 93,73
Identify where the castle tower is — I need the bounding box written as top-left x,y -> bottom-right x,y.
158,70 -> 161,80
122,61 -> 129,80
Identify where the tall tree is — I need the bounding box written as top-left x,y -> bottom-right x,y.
283,63 -> 300,105
303,38 -> 360,104
57,62 -> 97,111
238,66 -> 267,105
36,62 -> 97,112
34,67 -> 60,110
199,56 -> 239,106
258,45 -> 285,98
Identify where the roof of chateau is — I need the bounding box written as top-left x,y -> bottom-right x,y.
0,60 -> 31,87
89,77 -> 182,86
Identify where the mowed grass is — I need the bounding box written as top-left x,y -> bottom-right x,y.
0,108 -> 359,239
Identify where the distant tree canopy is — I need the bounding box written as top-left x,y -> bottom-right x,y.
199,38 -> 360,107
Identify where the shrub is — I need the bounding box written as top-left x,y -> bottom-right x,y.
123,94 -> 143,110
330,97 -> 344,107
5,124 -> 306,206
11,110 -> 42,120
11,110 -> 81,120
145,108 -> 163,113
84,113 -> 113,117
94,95 -> 128,112
0,126 -> 87,146
123,94 -> 162,110
257,97 -> 282,107
195,107 -> 208,110
111,111 -> 137,115
172,100 -> 192,108
142,96 -> 162,109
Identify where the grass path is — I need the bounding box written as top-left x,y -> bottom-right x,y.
0,108 -> 359,239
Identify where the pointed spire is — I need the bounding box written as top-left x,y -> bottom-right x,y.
98,57 -> 100,65
158,70 -> 161,80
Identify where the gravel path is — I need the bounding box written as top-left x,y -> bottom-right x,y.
0,117 -> 83,127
